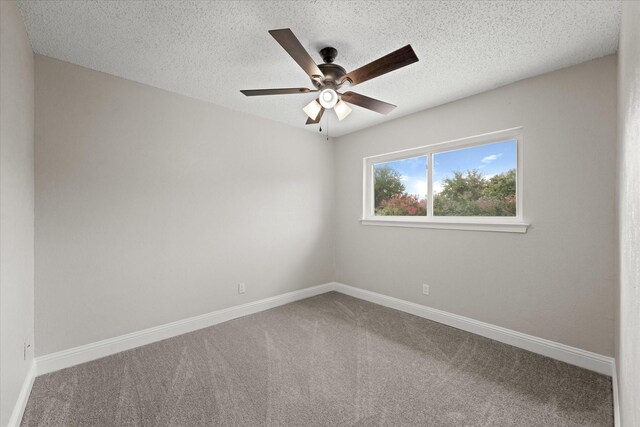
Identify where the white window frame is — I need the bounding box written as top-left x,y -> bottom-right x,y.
362,127 -> 529,233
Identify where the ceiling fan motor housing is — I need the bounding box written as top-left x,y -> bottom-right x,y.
313,47 -> 347,89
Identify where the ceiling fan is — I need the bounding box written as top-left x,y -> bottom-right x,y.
241,28 -> 419,125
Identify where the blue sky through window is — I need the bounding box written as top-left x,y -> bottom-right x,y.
433,140 -> 517,194
374,155 -> 427,199
374,140 -> 517,199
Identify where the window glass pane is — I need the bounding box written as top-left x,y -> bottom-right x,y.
433,140 -> 517,217
374,155 -> 427,216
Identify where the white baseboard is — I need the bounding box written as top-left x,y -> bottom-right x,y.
612,359 -> 620,427
35,282 -> 335,375
334,282 -> 614,376
35,280 -> 614,381
7,361 -> 36,427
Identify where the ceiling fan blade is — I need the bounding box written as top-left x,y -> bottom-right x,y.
341,45 -> 418,86
269,28 -> 324,79
306,107 -> 325,125
341,91 -> 397,115
240,88 -> 318,96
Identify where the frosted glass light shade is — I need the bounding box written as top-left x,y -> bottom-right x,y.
303,99 -> 322,120
334,99 -> 352,121
319,89 -> 338,109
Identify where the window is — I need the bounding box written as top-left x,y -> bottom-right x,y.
374,156 -> 427,217
363,128 -> 528,233
433,140 -> 516,217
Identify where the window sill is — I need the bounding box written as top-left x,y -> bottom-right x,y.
360,218 -> 529,233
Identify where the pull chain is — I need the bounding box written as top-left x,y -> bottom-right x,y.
326,113 -> 329,141
318,114 -> 329,141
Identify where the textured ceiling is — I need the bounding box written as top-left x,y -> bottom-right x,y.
17,1 -> 621,137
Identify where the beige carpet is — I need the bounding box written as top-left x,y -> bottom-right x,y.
21,292 -> 613,426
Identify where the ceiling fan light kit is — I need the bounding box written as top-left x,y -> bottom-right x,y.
241,28 -> 419,129
319,88 -> 338,109
334,100 -> 352,121
303,99 -> 322,121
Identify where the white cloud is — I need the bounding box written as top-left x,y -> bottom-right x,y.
404,178 -> 428,198
400,175 -> 409,181
414,181 -> 428,197
481,153 -> 502,163
433,181 -> 443,194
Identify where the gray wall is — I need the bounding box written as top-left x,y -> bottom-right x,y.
34,52 -> 618,363
0,1 -> 35,425
334,55 -> 617,357
617,2 -> 640,425
34,56 -> 335,356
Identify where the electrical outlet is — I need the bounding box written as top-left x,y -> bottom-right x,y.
238,282 -> 246,294
422,284 -> 430,295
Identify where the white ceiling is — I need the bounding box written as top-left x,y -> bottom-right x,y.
17,1 -> 621,137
